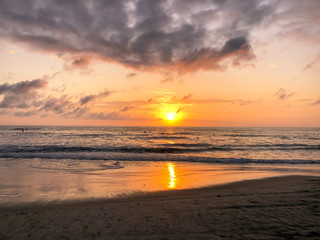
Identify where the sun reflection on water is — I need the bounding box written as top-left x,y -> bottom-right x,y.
167,163 -> 176,188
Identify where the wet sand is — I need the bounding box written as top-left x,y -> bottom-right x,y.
0,175 -> 319,240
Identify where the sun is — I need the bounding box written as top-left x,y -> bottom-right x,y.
158,106 -> 183,124
166,112 -> 176,121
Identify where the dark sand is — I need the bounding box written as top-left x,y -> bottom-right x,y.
0,175 -> 319,240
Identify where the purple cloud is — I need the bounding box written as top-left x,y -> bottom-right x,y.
0,0 -> 279,72
274,88 -> 296,100
80,90 -> 113,105
0,79 -> 48,108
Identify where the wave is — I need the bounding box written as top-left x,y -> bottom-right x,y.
246,143 -> 320,150
0,143 -> 319,155
0,152 -> 318,164
11,127 -> 42,131
0,145 -> 229,154
224,134 -> 269,137
142,136 -> 188,140
160,143 -> 212,148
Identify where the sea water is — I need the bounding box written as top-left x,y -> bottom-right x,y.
0,126 -> 319,205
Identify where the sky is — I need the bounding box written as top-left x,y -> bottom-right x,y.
0,0 -> 319,127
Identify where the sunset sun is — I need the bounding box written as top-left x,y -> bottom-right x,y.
166,112 -> 176,121
158,105 -> 183,124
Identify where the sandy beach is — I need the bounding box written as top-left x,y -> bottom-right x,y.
0,175 -> 319,240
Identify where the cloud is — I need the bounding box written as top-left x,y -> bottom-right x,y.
187,98 -> 259,106
0,79 -> 47,95
275,1 -> 320,45
0,79 -> 134,120
126,72 -> 137,78
0,0 -> 282,73
182,94 -> 192,100
148,91 -> 259,106
152,89 -> 176,95
119,106 -> 134,113
88,111 -> 138,121
176,107 -> 182,113
176,36 -> 255,72
63,55 -> 93,71
14,110 -> 39,117
165,93 -> 259,106
302,54 -> 320,72
0,79 -> 48,108
80,89 -> 113,105
274,88 -> 295,100
41,96 -> 75,115
311,99 -> 320,105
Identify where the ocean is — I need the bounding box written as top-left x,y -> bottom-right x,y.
0,126 -> 319,204
1,126 -> 319,163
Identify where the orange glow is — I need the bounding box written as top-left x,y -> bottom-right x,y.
167,163 -> 176,188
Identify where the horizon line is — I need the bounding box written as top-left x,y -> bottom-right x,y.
0,124 -> 319,128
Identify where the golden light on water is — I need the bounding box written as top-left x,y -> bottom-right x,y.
167,163 -> 176,188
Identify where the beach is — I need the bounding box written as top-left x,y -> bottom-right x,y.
1,175 -> 319,240
0,126 -> 319,239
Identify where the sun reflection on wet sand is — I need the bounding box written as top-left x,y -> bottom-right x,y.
1,160 -> 314,205
167,163 -> 176,188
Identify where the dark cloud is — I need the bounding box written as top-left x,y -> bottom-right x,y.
64,55 -> 93,71
80,90 -> 113,105
0,79 -> 130,120
0,79 -> 47,95
274,88 -> 295,100
0,0 -> 283,72
41,96 -> 75,115
126,72 -> 137,78
120,106 -> 134,113
179,36 -> 255,71
0,79 -> 47,108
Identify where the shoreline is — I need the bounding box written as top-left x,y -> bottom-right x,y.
1,175 -> 319,239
